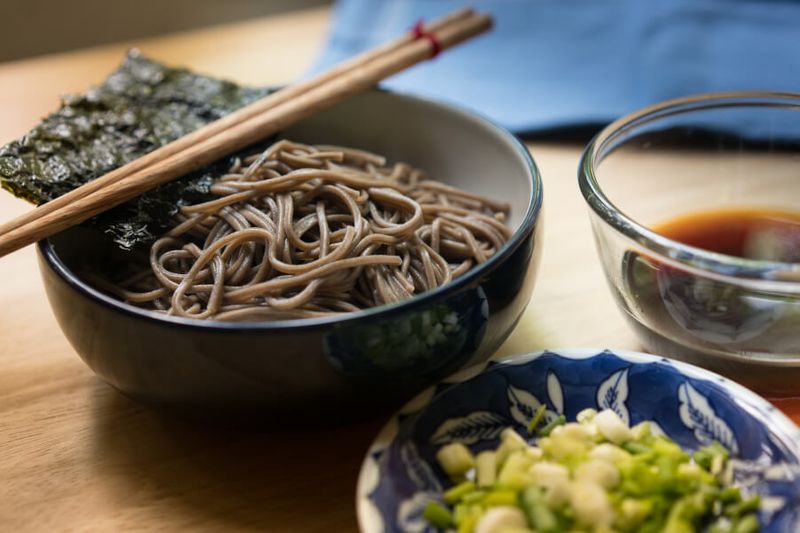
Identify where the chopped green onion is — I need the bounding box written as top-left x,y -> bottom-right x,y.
475,450 -> 497,488
457,513 -> 478,533
462,489 -> 486,504
725,495 -> 760,518
484,489 -> 517,507
423,501 -> 453,529
694,442 -> 730,472
473,506 -> 528,532
425,412 -> 760,532
527,404 -> 547,435
498,452 -> 533,488
537,414 -> 566,437
631,421 -> 652,440
520,487 -> 559,533
594,409 -> 633,444
719,486 -> 742,503
496,429 -> 527,466
733,514 -> 760,533
623,441 -> 652,455
443,480 -> 477,504
576,407 -> 597,423
437,442 -> 475,477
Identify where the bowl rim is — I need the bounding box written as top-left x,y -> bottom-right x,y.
355,347 -> 800,533
38,88 -> 543,332
578,90 -> 800,288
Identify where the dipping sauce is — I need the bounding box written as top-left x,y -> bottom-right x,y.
619,206 -> 800,392
653,207 -> 800,263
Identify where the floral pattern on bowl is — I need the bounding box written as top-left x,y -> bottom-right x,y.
357,348 -> 800,533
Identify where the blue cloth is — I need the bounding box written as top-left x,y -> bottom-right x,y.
310,0 -> 800,134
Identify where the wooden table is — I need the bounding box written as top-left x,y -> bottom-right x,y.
0,6 -> 797,531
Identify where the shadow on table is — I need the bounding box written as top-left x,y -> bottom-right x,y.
89,384 -> 384,531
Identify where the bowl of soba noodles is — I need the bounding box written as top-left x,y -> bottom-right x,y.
36,89 -> 542,416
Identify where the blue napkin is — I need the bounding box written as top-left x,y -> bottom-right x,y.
310,0 -> 800,134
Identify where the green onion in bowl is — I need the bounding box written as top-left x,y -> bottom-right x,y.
426,409 -> 760,533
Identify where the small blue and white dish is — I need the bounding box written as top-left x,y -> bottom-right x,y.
356,348 -> 800,533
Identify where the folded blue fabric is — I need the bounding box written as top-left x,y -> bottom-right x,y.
310,0 -> 800,134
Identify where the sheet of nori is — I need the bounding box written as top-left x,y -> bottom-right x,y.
0,50 -> 272,250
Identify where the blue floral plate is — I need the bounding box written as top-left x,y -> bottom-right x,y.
356,348 -> 800,532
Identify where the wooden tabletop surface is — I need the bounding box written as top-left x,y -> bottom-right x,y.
1,6 -> 797,532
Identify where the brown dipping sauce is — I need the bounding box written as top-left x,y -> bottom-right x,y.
653,207 -> 800,263
620,207 -> 800,394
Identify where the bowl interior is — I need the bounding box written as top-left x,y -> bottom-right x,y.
284,89 -> 534,230
45,89 -> 540,322
358,349 -> 800,533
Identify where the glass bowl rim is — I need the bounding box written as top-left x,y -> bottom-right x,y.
579,90 -> 800,289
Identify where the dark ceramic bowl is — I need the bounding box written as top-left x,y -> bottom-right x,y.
37,90 -> 543,415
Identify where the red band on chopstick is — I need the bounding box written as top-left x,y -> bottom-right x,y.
412,21 -> 442,58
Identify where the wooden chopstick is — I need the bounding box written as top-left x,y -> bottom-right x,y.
0,12 -> 492,258
0,11 -> 492,258
0,7 -> 476,241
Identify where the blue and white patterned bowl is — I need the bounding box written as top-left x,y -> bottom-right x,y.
357,348 -> 800,533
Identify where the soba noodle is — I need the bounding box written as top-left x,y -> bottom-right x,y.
92,140 -> 512,321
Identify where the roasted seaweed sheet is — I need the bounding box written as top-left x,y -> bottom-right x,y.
0,50 -> 272,249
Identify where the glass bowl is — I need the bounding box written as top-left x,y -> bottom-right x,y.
579,92 -> 800,395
